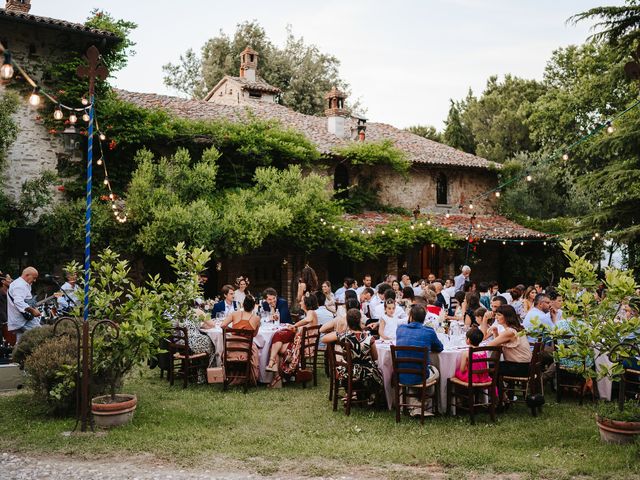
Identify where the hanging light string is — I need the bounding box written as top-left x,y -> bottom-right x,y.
1,44 -> 126,222
462,98 -> 640,210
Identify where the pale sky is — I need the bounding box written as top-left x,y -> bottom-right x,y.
30,0 -> 622,129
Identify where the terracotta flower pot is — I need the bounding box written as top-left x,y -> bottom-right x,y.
91,394 -> 137,428
596,414 -> 640,444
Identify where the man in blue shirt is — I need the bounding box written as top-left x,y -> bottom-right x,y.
395,305 -> 444,415
211,285 -> 239,317
396,305 -> 444,382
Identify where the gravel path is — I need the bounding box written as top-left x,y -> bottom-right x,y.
0,452 -> 369,480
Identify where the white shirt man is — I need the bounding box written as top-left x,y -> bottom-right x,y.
454,266 -> 471,292
57,276 -> 79,310
316,304 -> 335,326
355,275 -> 373,297
7,267 -> 41,341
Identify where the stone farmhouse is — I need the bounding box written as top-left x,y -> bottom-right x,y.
1,2 -> 547,298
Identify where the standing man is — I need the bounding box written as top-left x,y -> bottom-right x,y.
7,267 -> 41,342
454,265 -> 471,293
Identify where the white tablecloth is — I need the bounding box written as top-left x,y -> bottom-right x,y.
201,325 -> 281,383
376,335 -> 467,411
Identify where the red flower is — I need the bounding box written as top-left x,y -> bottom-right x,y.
108,140 -> 117,150
57,185 -> 65,192
48,129 -> 57,134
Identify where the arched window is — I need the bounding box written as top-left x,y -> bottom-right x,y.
334,164 -> 349,200
436,173 -> 448,205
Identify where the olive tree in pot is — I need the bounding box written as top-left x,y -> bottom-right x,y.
66,243 -> 211,428
544,240 -> 640,444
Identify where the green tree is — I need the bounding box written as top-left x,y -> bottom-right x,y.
162,22 -> 353,115
570,0 -> 640,53
443,91 -> 476,154
405,125 -> 443,142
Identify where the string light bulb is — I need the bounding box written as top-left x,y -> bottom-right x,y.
96,158 -> 103,166
81,97 -> 89,106
502,241 -> 506,245
483,239 -> 487,243
53,106 -> 64,120
111,203 -> 117,210
526,174 -> 532,182
103,178 -> 109,185
543,241 -> 547,246
28,87 -> 41,106
109,193 -> 115,200
520,241 -> 524,246
0,52 -> 14,80
69,113 -> 77,124
606,122 -> 614,134
99,133 -> 106,141
562,153 -> 569,161
430,243 -> 435,248
82,112 -> 90,122
394,228 -> 399,234
594,232 -> 600,238
495,191 -> 501,198
445,212 -> 450,219
410,224 -> 415,230
381,229 -> 385,235
469,203 -> 474,210
426,220 -> 431,226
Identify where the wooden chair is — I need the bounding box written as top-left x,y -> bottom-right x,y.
167,326 -> 210,388
391,345 -> 438,424
447,346 -> 501,424
620,367 -> 640,404
500,341 -> 544,416
299,325 -> 321,387
222,327 -> 254,393
330,342 -> 369,416
553,336 -> 596,404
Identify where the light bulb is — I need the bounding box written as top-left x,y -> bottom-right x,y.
103,178 -> 109,185
99,133 -> 106,141
526,175 -> 532,182
562,153 -> 569,161
606,123 -> 614,134
69,114 -> 77,124
109,193 -> 115,200
520,241 -> 524,246
331,225 -> 336,230
112,203 -> 117,210
0,62 -> 13,80
495,191 -> 501,197
81,97 -> 89,106
381,230 -> 385,235
29,88 -> 41,106
543,241 -> 547,246
339,227 -> 343,232
502,241 -> 506,245
483,239 -> 486,243
427,220 -> 431,226
445,213 -> 450,219
82,112 -> 90,122
595,232 -> 600,238
53,107 -> 63,120
430,243 -> 435,248
410,225 -> 415,230
394,228 -> 399,233
97,158 -> 103,165
476,223 -> 481,229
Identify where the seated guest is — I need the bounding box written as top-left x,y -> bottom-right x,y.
212,285 -> 239,317
261,287 -> 292,324
488,305 -> 532,387
399,286 -> 414,309
447,291 -> 466,320
321,281 -> 337,314
523,293 -> 555,342
320,298 -> 360,335
369,283 -> 390,321
322,308 -> 383,399
392,280 -> 403,300
373,288 -> 407,321
509,286 -> 525,320
315,291 -> 335,326
463,292 -> 481,327
337,289 -> 359,317
266,294 -> 318,372
379,299 -> 405,341
334,277 -> 356,304
396,305 -> 444,415
454,327 -> 492,384
221,295 -> 260,385
433,281 -> 447,310
474,307 -> 487,330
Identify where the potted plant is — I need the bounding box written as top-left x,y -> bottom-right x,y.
66,242 -> 211,427
536,240 -> 640,444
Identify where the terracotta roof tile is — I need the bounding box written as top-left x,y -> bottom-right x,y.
115,89 -> 498,170
342,212 -> 549,240
0,8 -> 121,39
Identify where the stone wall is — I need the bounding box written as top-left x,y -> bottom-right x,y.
0,19 -> 109,204
356,164 -> 498,214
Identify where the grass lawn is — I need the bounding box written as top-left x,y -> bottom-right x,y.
1,368 -> 638,479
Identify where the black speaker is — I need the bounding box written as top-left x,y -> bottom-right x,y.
8,227 -> 37,258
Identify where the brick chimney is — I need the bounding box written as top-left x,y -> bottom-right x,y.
239,46 -> 258,82
325,86 -> 348,138
4,0 -> 31,13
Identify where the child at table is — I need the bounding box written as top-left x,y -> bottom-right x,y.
379,299 -> 401,341
454,327 -> 492,384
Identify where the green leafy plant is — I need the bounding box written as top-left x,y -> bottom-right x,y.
530,239 -> 640,415
334,140 -> 410,174
596,400 -> 640,423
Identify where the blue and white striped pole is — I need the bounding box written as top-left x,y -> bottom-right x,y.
84,96 -> 94,323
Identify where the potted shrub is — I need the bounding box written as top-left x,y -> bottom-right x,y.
66,242 -> 211,427
536,240 -> 640,444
